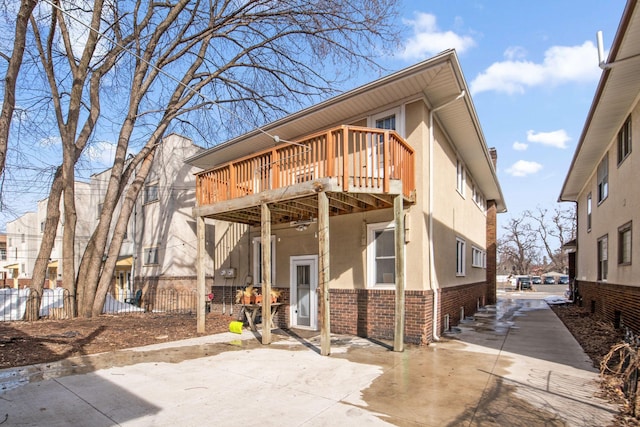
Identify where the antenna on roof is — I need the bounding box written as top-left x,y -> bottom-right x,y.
597,31 -> 608,69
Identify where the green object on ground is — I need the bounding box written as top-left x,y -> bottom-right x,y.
229,321 -> 243,334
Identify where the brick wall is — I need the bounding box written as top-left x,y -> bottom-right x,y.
439,281 -> 489,332
329,289 -> 434,345
576,280 -> 640,334
204,283 -> 488,345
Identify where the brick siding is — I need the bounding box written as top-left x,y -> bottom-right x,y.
576,280 -> 640,334
439,282 -> 490,332
329,288 -> 434,345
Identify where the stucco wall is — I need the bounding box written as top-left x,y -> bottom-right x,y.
576,102 -> 640,286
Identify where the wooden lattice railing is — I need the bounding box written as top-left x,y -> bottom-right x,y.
196,125 -> 415,206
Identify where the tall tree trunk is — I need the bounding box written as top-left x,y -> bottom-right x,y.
0,0 -> 38,178
25,166 -> 63,321
62,152 -> 78,314
92,150 -> 155,316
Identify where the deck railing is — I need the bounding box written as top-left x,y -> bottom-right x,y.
196,125 -> 415,206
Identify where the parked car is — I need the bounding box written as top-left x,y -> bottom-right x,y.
531,276 -> 542,285
558,276 -> 570,285
517,276 -> 532,290
543,276 -> 556,285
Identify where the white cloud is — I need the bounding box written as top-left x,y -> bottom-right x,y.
512,141 -> 528,151
526,129 -> 570,149
470,41 -> 601,95
400,13 -> 476,60
85,140 -> 117,165
506,160 -> 543,177
39,136 -> 62,148
504,46 -> 527,61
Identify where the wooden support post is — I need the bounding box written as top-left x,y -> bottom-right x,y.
261,203 -> 272,345
318,191 -> 331,356
196,215 -> 206,333
393,194 -> 405,352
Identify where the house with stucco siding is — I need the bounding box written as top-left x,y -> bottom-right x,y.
188,50 -> 506,349
560,0 -> 640,335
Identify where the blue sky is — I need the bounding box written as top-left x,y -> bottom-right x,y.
1,1 -> 627,235
385,1 -> 625,227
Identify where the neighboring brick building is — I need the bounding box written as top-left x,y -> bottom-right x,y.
559,1 -> 640,334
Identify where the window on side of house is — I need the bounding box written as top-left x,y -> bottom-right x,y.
617,115 -> 632,165
144,183 -> 159,204
456,160 -> 466,197
21,233 -> 25,243
252,236 -> 276,285
40,221 -> 44,233
375,114 -> 396,131
367,222 -> 396,287
0,248 -> 6,261
597,153 -> 608,204
597,235 -> 608,281
144,247 -> 159,265
472,183 -> 485,211
456,237 -> 466,276
618,222 -> 632,265
587,193 -> 592,232
369,107 -> 402,135
472,246 -> 486,268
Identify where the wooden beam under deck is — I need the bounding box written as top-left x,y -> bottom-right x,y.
193,178 -> 411,227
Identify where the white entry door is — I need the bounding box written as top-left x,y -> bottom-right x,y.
290,255 -> 318,330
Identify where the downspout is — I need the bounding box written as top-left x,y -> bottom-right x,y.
428,90 -> 466,341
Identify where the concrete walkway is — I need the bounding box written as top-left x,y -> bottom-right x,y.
0,292 -> 618,426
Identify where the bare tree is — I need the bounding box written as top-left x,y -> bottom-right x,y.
498,213 -> 539,275
18,0 -> 400,317
528,206 -> 576,273
0,0 -> 38,184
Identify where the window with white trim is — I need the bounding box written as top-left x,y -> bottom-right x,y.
597,235 -> 608,281
456,238 -> 466,276
144,247 -> 159,265
252,236 -> 276,285
597,153 -> 608,204
472,183 -> 485,210
369,107 -> 403,136
367,222 -> 395,287
472,246 -> 486,268
457,160 -> 466,197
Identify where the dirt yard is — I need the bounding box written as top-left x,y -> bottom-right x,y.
0,312 -> 232,369
551,304 -> 640,426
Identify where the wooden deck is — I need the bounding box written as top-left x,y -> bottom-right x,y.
194,125 -> 415,225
